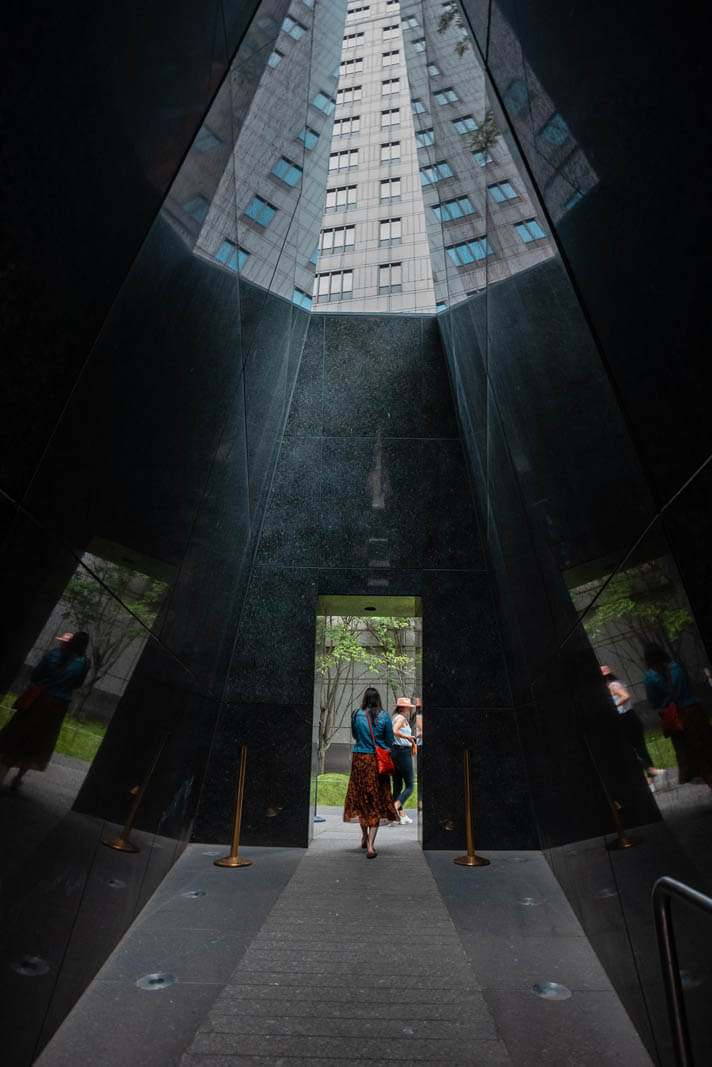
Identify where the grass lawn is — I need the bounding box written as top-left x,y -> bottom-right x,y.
0,695 -> 107,764
313,771 -> 418,808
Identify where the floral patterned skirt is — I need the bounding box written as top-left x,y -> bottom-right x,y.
343,752 -> 399,827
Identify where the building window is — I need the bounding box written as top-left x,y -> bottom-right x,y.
299,126 -> 319,149
194,125 -> 221,152
446,238 -> 494,265
293,288 -> 313,310
325,184 -> 357,212
382,78 -> 400,95
281,16 -> 307,40
267,50 -> 283,68
382,50 -> 400,66
346,4 -> 370,19
411,98 -> 426,114
434,87 -> 459,105
315,270 -> 353,302
433,196 -> 476,221
245,196 -> 276,227
386,0 -> 399,7
379,218 -> 402,246
453,114 -> 478,135
337,85 -> 363,105
333,115 -> 360,136
380,140 -> 400,162
329,149 -> 359,170
343,32 -> 364,47
436,302 -> 448,313
412,38 -> 426,52
182,195 -> 209,223
515,218 -> 547,242
383,24 -> 399,40
427,63 -> 441,76
415,128 -> 435,147
473,149 -> 494,166
420,160 -> 453,185
379,262 -> 402,293
216,240 -> 249,271
503,78 -> 529,115
320,225 -> 356,254
539,112 -> 570,146
402,15 -> 418,28
312,90 -> 335,114
380,177 -> 401,200
301,0 -> 314,6
564,189 -> 585,212
488,181 -> 517,203
381,108 -> 400,127
340,58 -> 364,76
272,157 -> 303,186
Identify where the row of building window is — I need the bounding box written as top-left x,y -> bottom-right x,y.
238,187 -> 544,249
319,218 -> 402,254
332,77 -> 440,108
345,0 -> 401,20
213,216 -> 545,290
329,111 -> 482,139
339,50 -> 402,76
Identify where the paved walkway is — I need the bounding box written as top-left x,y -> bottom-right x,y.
38,809 -> 654,1066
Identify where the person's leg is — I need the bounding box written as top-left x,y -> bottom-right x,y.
10,768 -> 27,791
391,754 -> 404,810
0,762 -> 11,786
360,821 -> 368,847
367,825 -> 378,857
396,752 -> 414,807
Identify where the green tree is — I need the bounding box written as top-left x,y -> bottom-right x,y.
59,557 -> 169,720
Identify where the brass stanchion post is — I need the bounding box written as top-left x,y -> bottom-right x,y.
454,749 -> 490,868
103,733 -> 170,853
214,745 -> 252,868
583,735 -> 641,850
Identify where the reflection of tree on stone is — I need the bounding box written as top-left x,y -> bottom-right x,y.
315,616 -> 418,774
59,557 -> 169,720
436,9 -> 500,153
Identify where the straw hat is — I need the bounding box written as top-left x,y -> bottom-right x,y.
395,697 -> 415,708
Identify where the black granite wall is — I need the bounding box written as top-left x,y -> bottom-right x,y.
445,3 -> 712,1062
193,311 -> 543,851
0,4 -> 307,1062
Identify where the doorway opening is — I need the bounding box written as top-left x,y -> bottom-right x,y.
310,594 -> 422,837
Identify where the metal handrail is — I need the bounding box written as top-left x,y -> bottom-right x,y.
652,876 -> 712,1066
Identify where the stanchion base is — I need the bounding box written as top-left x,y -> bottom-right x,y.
606,834 -> 641,851
103,837 -> 140,853
213,855 -> 252,868
454,854 -> 490,867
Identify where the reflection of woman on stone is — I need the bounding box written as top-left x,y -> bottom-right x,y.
0,632 -> 90,792
643,643 -> 712,791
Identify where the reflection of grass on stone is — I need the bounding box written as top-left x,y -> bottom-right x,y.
0,694 -> 106,764
313,771 -> 417,808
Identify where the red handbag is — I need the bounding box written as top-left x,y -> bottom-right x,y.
364,709 -> 395,776
14,683 -> 46,710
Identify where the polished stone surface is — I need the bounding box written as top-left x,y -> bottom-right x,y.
36,837 -> 652,1067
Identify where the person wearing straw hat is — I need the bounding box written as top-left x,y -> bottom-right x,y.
391,696 -> 417,824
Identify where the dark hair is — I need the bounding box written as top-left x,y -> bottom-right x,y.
57,631 -> 90,668
605,672 -> 618,682
643,643 -> 669,671
360,687 -> 382,725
